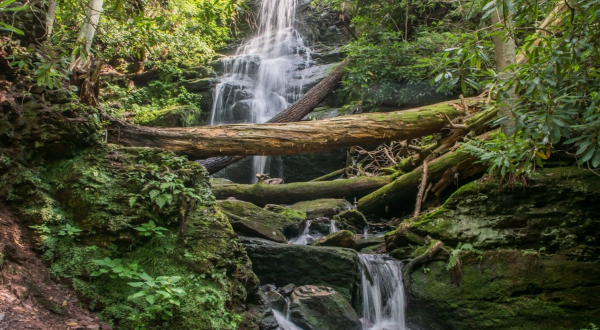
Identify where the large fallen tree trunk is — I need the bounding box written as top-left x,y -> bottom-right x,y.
212,175 -> 392,206
357,132 -> 492,215
108,99 -> 480,158
197,58 -> 350,174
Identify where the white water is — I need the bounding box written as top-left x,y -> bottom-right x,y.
329,220 -> 339,234
273,310 -> 304,330
289,220 -> 323,245
359,254 -> 407,330
210,0 -> 312,182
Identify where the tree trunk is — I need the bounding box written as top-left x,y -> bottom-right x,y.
357,132 -> 492,215
108,99 -> 478,158
197,58 -> 350,174
78,0 -> 104,52
491,8 -> 517,135
45,0 -> 58,37
212,175 -> 392,206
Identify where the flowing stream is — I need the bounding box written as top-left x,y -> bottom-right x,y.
359,254 -> 407,330
210,0 -> 311,182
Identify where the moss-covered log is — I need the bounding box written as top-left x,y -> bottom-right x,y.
108,99 -> 476,158
212,175 -> 392,206
357,133 -> 492,215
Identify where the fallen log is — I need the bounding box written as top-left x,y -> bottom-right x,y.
212,175 -> 392,206
198,58 -> 350,174
108,99 -> 477,158
357,132 -> 492,215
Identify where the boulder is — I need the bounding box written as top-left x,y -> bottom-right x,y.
240,237 -> 359,302
217,200 -> 305,237
290,199 -> 352,220
289,286 -> 362,330
312,230 -> 356,249
265,290 -> 287,312
354,236 -> 385,251
333,209 -> 368,233
230,219 -> 287,243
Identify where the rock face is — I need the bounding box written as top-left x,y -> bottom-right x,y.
240,237 -> 359,302
217,200 -> 306,238
290,199 -> 352,219
289,286 -> 362,330
312,230 -> 356,249
403,168 -> 600,330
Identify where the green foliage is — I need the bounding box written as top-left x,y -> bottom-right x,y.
126,273 -> 186,329
462,133 -> 548,178
134,221 -> 168,237
91,257 -> 187,329
341,30 -> 457,106
0,0 -> 29,35
58,223 -> 83,236
581,324 -> 599,330
438,0 -> 600,174
446,242 -> 483,271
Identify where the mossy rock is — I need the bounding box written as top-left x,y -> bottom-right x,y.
311,230 -> 356,249
240,237 -> 359,303
408,167 -> 600,256
408,251 -> 600,330
289,286 -> 362,330
290,199 -> 352,220
217,200 -> 305,238
403,167 -> 600,329
333,209 -> 368,233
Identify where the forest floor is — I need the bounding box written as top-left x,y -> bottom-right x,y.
0,203 -> 111,330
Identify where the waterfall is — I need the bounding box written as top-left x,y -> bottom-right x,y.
273,310 -> 303,330
329,220 -> 339,234
290,220 -> 323,245
210,0 -> 312,182
359,254 -> 407,330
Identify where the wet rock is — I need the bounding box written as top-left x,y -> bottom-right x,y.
333,209 -> 368,233
312,230 -> 356,249
278,283 -> 297,297
265,290 -> 287,312
182,77 -> 220,93
354,236 -> 385,251
218,200 -> 305,237
290,199 -> 352,220
230,219 -> 287,243
289,285 -> 362,330
309,217 -> 334,235
240,237 -> 359,302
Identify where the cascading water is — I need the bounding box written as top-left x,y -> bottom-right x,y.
329,220 -> 339,234
210,0 -> 312,182
289,220 -> 323,245
359,254 -> 407,330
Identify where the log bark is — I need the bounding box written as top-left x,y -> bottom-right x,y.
197,58 -> 350,174
212,175 -> 392,206
357,132 -> 492,215
108,99 -> 475,158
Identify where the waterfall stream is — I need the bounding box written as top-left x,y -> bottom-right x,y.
359,254 -> 407,330
210,0 -> 312,182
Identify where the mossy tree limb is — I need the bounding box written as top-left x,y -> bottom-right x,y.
212,175 -> 392,206
108,99 -> 478,158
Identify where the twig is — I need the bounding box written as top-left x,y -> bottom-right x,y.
414,161 -> 429,217
444,113 -> 467,129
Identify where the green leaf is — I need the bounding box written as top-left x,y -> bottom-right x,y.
128,282 -> 145,288
146,295 -> 156,304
